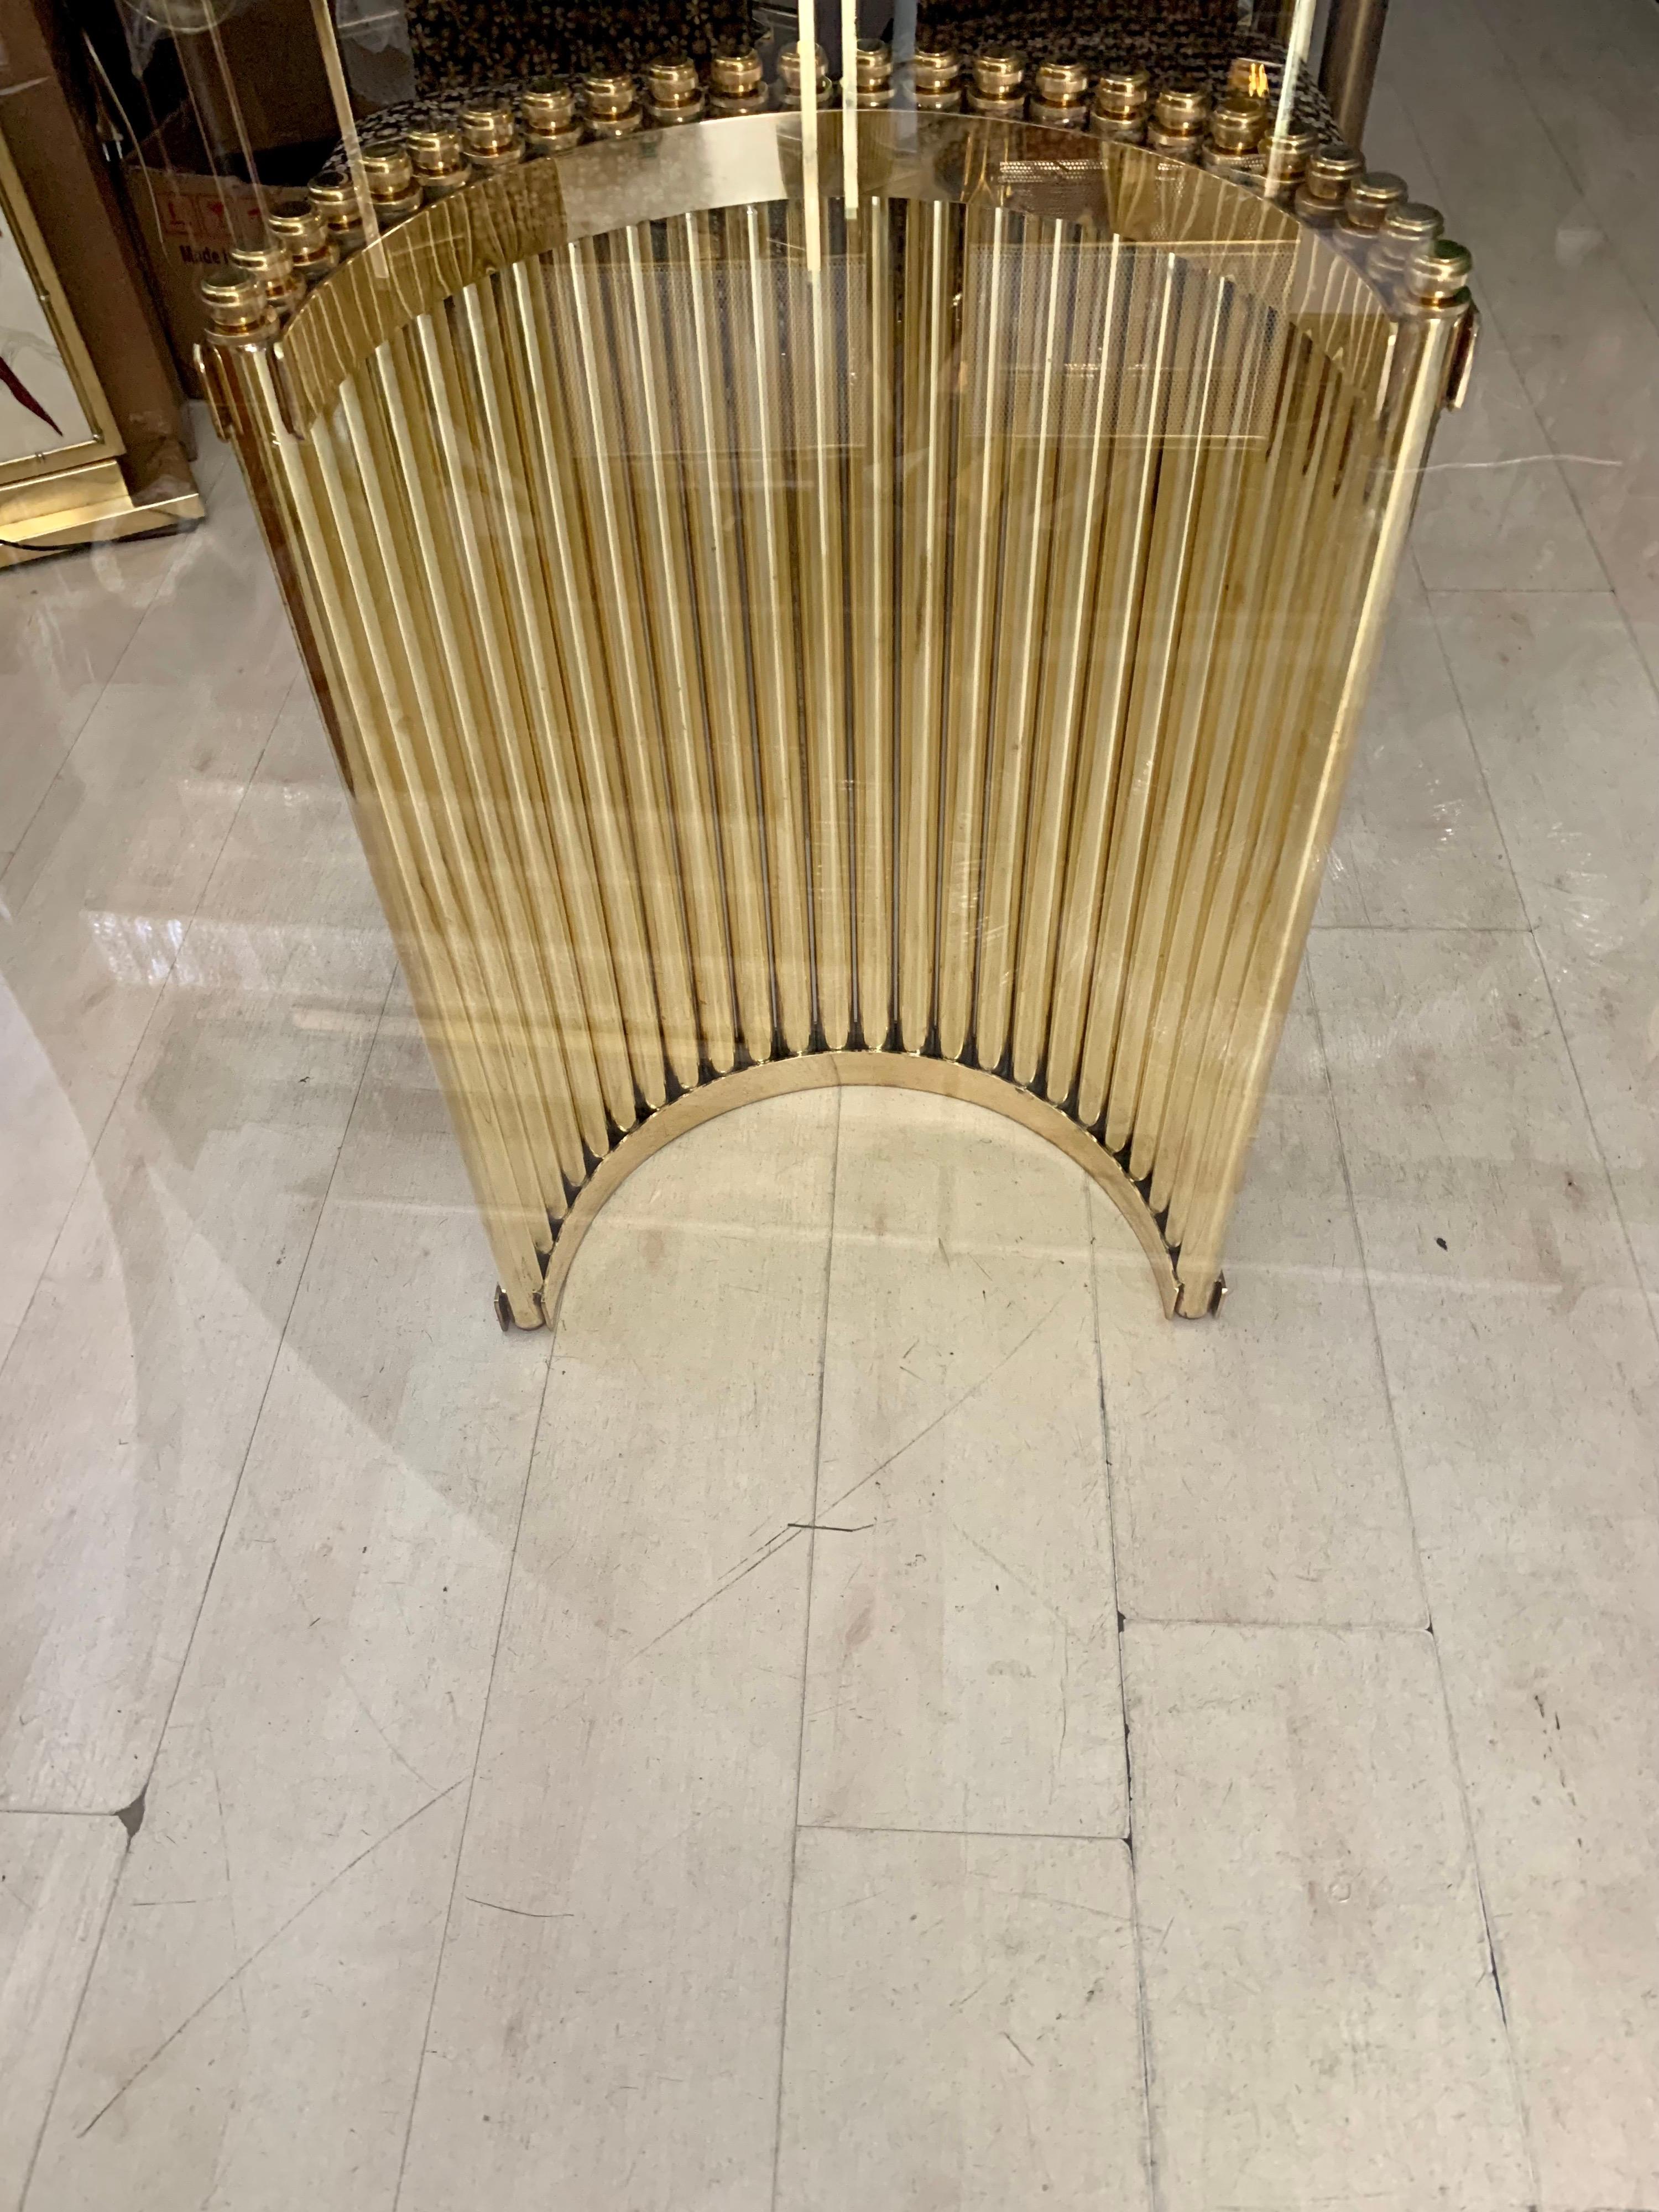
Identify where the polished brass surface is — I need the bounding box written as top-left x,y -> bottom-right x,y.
268,206 -> 339,276
1259,124 -> 1318,200
909,46 -> 963,112
966,48 -> 1025,117
1209,92 -> 1267,153
1369,199 -> 1443,292
206,112 -> 1467,1326
709,48 -> 767,115
1030,60 -> 1089,127
0,442 -> 204,568
1094,64 -> 1149,111
1293,143 -> 1363,226
408,127 -> 471,194
1339,169 -> 1407,240
229,242 -> 305,316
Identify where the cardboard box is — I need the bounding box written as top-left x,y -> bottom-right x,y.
113,0 -> 342,392
121,151 -> 266,387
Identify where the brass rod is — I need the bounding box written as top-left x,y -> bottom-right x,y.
378,321 -> 588,1192
1138,320 -> 1320,1206
1321,0 -> 1390,153
1010,220 -> 1117,1092
247,366 -> 550,1314
1042,237 -> 1168,1108
667,210 -> 778,1063
726,202 -> 815,1055
609,221 -> 739,1076
784,193 -> 854,1049
413,299 -> 613,1165
975,213 -> 1068,1074
1158,236 -> 1365,1235
1171,403 -> 1373,1288
308,393 -> 562,1257
849,193 -> 897,1048
896,196 -> 956,1054
1176,296 -> 1460,1307
452,277 -> 638,1140
1076,253 -> 1231,1130
937,199 -> 1015,1063
546,238 -> 703,1094
1164,360 -> 1360,1255
354,348 -> 580,1211
500,256 -> 666,1116
1106,279 -> 1258,1164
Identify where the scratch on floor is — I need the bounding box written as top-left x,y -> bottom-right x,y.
75,1779 -> 464,2138
820,1291 -> 1073,1522
597,1292 -> 1070,1679
464,1896 -> 573,1921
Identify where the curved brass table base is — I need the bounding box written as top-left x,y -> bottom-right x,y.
508,1052 -> 1196,1335
201,114 -> 1472,1339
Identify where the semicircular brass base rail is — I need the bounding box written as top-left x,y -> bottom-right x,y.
507,1051 -> 1194,1333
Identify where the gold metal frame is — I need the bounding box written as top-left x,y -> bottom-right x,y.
0,124 -> 203,566
0,125 -> 121,480
204,113 -> 1467,1325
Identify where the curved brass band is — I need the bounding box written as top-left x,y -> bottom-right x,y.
536,1053 -> 1186,1329
275,117 -> 1394,433
207,112 -> 1463,1327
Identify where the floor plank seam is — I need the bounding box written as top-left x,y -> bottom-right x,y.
125,958 -> 400,1813
12,1811 -> 131,2212
1415,588 -> 1659,1357
384,1206 -> 562,2212
799,1822 -> 1132,1843
769,1084 -> 841,2212
1307,957 -> 1547,2206
1086,1177 -> 1161,2212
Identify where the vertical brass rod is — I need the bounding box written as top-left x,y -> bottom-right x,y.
1156,263 -> 1355,1228
726,202 -> 815,1055
500,257 -> 666,1117
504,260 -> 669,1112
1139,322 -> 1321,1209
1111,187 -> 1291,1178
1163,363 -> 1359,1253
1105,281 -> 1256,1162
257,379 -> 550,1315
1042,238 -> 1167,1107
453,277 -> 638,1139
1176,299 -> 1458,1307
611,222 -> 739,1075
378,323 -> 588,1192
937,199 -> 1015,1064
359,345 -> 583,1204
547,236 -> 703,1092
1172,406 -> 1375,1297
896,196 -> 956,1053
315,389 -> 565,1252
784,192 -> 854,1048
1010,221 -> 1115,1091
974,213 -> 1068,1073
1076,257 -> 1230,1129
668,210 -> 777,1062
849,192 -> 896,1047
413,300 -> 613,1165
